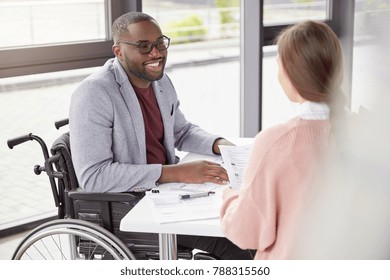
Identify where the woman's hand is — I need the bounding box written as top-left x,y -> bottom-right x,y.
222,186 -> 235,199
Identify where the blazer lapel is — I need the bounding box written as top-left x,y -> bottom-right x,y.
153,82 -> 175,164
113,59 -> 146,162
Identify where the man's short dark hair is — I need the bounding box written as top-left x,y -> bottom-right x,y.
112,12 -> 156,43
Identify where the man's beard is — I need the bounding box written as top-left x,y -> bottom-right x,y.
125,56 -> 165,82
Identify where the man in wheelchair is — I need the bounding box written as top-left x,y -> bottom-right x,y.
68,11 -> 253,260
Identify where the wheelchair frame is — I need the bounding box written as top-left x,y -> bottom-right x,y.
7,118 -> 214,260
7,119 -> 138,260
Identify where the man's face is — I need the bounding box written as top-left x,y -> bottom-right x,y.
113,20 -> 168,88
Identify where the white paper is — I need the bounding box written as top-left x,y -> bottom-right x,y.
219,144 -> 252,189
146,183 -> 223,223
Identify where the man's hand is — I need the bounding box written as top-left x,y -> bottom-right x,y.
213,138 -> 235,155
159,160 -> 229,185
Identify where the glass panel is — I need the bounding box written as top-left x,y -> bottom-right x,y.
264,0 -> 329,26
0,0 -> 106,49
0,68 -> 97,227
262,46 -> 296,130
143,0 -> 240,137
262,1 -> 390,129
351,0 -> 390,112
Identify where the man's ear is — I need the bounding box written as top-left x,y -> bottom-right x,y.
112,45 -> 123,60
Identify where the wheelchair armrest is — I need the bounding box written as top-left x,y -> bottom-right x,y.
68,189 -> 145,203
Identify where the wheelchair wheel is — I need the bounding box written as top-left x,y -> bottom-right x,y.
12,219 -> 135,260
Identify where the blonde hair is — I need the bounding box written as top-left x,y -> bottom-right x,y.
276,21 -> 344,118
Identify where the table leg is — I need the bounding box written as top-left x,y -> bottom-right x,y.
159,233 -> 178,260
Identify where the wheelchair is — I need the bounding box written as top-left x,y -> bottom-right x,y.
7,118 -> 215,260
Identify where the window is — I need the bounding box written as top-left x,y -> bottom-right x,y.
262,0 -> 332,129
0,0 -> 106,49
143,0 -> 241,137
264,0 -> 329,26
351,0 -> 390,112
0,0 -> 138,78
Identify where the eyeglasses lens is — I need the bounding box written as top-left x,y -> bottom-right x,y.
139,37 -> 170,54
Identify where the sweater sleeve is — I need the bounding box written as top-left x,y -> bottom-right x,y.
220,130 -> 280,251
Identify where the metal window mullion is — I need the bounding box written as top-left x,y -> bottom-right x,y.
240,0 -> 263,137
329,0 -> 355,109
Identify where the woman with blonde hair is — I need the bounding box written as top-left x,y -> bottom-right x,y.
220,20 -> 344,260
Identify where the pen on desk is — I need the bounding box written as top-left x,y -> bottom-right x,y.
179,191 -> 215,200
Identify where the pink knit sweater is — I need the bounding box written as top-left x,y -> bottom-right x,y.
220,117 -> 332,260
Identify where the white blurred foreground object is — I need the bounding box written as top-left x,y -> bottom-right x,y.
295,105 -> 390,259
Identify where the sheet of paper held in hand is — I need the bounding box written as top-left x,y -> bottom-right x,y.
219,144 -> 252,189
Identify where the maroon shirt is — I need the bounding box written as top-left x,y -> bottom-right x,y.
132,84 -> 167,164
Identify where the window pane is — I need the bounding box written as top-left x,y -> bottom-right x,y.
264,0 -> 329,26
143,0 -> 240,137
0,68 -> 96,227
262,1 -> 390,130
262,46 -> 296,130
261,0 -> 331,130
351,2 -> 390,112
0,0 -> 106,49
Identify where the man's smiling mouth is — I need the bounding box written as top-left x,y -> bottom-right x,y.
145,59 -> 163,68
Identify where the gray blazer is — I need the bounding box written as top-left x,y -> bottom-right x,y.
69,58 -> 220,192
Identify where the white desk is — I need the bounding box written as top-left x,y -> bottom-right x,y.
120,192 -> 224,259
120,138 -> 253,260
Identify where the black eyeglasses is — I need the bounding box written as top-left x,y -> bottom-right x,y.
116,35 -> 170,54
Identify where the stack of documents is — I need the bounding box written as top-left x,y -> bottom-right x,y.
146,182 -> 223,223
